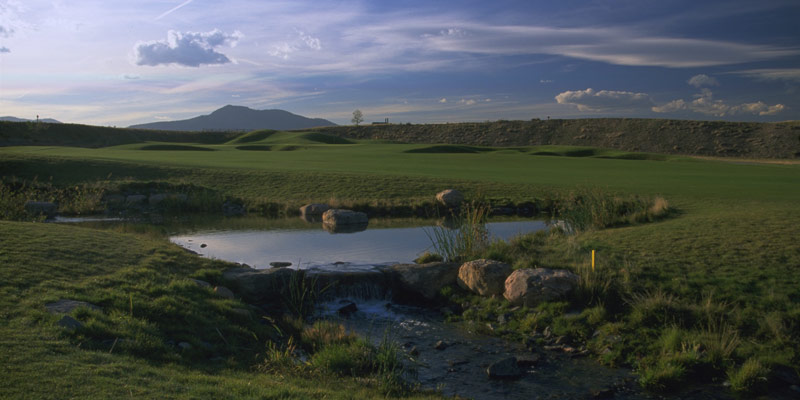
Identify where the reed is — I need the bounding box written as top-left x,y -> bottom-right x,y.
424,201 -> 490,262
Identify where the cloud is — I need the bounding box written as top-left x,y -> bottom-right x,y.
459,99 -> 477,105
540,79 -> 553,84
268,29 -> 322,60
688,74 -> 719,88
439,98 -> 447,103
652,89 -> 785,116
122,74 -> 140,80
133,29 -> 242,67
555,88 -> 653,111
0,47 -> 9,53
731,69 -> 800,83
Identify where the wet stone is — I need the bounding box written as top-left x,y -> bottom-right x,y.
57,315 -> 83,330
486,357 -> 522,379
337,301 -> 358,317
434,340 -> 448,350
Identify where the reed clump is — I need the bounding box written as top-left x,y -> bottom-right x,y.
424,201 -> 491,262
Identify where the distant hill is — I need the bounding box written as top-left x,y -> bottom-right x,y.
313,118 -> 800,159
1,116 -> 61,124
129,105 -> 336,131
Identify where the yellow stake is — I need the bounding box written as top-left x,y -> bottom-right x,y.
591,249 -> 595,271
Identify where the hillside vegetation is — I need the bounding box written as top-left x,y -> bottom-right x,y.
3,118 -> 800,159
314,118 -> 800,159
0,121 -> 238,148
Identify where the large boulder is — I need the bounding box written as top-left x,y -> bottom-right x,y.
222,267 -> 299,304
385,262 -> 460,301
322,209 -> 368,232
504,268 -> 580,307
486,357 -> 522,379
436,189 -> 464,208
24,201 -> 57,218
457,259 -> 513,296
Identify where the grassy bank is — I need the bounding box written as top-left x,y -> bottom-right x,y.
0,220 -> 436,399
1,133 -> 798,395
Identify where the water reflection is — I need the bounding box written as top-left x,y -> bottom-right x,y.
169,218 -> 547,269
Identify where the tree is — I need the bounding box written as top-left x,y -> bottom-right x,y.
351,109 -> 363,126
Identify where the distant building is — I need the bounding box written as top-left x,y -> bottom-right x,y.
372,118 -> 389,125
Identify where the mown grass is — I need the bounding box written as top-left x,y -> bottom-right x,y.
1,135 -> 799,395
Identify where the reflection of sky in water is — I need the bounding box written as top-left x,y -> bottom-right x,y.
170,220 -> 546,269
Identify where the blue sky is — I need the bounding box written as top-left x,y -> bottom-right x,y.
1,0 -> 798,126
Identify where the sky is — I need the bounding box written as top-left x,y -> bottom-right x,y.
1,0 -> 799,126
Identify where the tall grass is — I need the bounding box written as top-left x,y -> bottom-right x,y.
553,187 -> 670,232
424,201 -> 490,262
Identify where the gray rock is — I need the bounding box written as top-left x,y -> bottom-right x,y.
24,201 -> 57,218
457,259 -> 513,296
385,262 -> 460,300
191,279 -> 211,288
337,301 -> 358,317
213,286 -> 235,300
222,267 -> 299,304
222,201 -> 246,217
125,194 -> 147,205
434,340 -> 448,350
516,354 -> 541,368
322,209 -> 368,232
57,315 -> 83,330
299,203 -> 330,216
45,299 -> 102,314
149,193 -> 187,206
486,357 -> 522,379
504,268 -> 580,307
104,194 -> 126,205
436,189 -> 464,208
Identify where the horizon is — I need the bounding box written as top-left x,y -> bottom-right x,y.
1,1 -> 798,126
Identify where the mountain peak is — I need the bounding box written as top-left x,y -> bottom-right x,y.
129,106 -> 336,131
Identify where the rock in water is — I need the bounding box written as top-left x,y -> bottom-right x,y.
486,357 -> 522,379
457,259 -> 512,296
504,268 -> 580,307
435,189 -> 464,208
321,209 -> 368,232
386,262 -> 460,301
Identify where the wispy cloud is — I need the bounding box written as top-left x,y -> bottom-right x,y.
133,29 -> 242,67
731,68 -> 800,83
0,47 -> 9,53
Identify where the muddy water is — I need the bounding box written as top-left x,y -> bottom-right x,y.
319,300 -> 655,400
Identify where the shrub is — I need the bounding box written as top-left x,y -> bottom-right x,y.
728,357 -> 769,393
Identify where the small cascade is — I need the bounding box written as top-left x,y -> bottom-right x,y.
305,264 -> 392,301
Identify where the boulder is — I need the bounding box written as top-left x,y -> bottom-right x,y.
486,357 -> 522,379
457,259 -> 512,296
385,262 -> 460,301
436,189 -> 464,208
125,194 -> 147,205
322,209 -> 368,231
57,315 -> 83,331
149,193 -> 188,206
222,267 -> 299,304
299,203 -> 330,216
45,299 -> 102,314
213,286 -> 235,300
222,201 -> 246,217
24,201 -> 57,218
504,268 -> 580,307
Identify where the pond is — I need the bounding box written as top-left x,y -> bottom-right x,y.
168,217 -> 549,269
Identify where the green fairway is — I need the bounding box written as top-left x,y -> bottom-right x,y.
1,132 -> 798,395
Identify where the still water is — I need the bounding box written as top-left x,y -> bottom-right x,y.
170,218 -> 547,269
